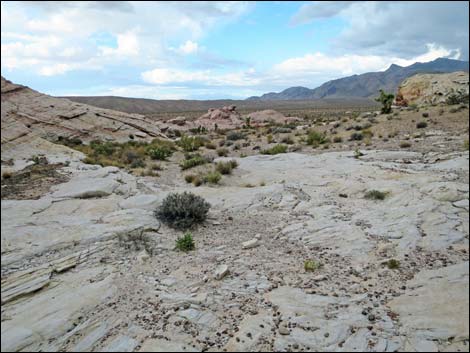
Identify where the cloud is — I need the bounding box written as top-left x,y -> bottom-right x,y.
291,1 -> 469,60
290,1 -> 358,25
177,40 -> 199,55
141,67 -> 260,87
1,2 -> 251,76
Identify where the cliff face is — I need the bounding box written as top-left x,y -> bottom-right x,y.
395,71 -> 469,106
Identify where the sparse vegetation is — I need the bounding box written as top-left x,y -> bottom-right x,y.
333,136 -> 343,143
400,141 -> 412,148
180,154 -> 208,170
375,89 -> 394,114
215,160 -> 238,175
175,232 -> 195,252
306,130 -> 328,147
350,132 -> 364,141
416,121 -> 428,129
304,260 -> 321,272
203,171 -> 222,184
155,192 -> 210,229
386,259 -> 400,270
177,135 -> 205,152
261,144 -> 288,155
226,131 -> 246,141
217,148 -> 229,157
365,190 -> 389,200
464,139 -> 469,150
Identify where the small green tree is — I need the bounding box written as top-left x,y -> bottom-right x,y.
375,89 -> 395,114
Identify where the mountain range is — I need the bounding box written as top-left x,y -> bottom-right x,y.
247,58 -> 469,101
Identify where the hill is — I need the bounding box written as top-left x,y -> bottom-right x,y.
247,58 -> 469,101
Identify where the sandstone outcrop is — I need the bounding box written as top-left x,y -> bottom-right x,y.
395,71 -> 469,106
195,105 -> 244,130
1,77 -> 166,155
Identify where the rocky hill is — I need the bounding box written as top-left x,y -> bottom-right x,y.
1,77 -> 166,161
395,71 -> 469,106
248,58 -> 469,101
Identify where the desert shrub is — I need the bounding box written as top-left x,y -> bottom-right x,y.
362,129 -> 374,138
155,192 -> 210,229
365,190 -> 389,200
267,134 -> 274,143
2,170 -> 13,179
354,149 -> 364,159
375,89 -> 394,114
147,146 -> 173,160
272,127 -> 292,134
180,154 -> 208,170
400,141 -> 412,148
261,144 -> 288,155
217,148 -> 229,157
215,160 -> 238,175
185,174 -> 196,183
140,169 -> 159,177
175,232 -> 195,252
306,130 -> 328,146
386,259 -> 400,270
130,158 -> 146,169
333,136 -> 343,143
226,131 -> 246,141
203,171 -> 222,184
281,136 -> 295,145
205,142 -> 216,150
304,260 -> 321,272
464,139 -> 469,150
446,93 -> 469,105
177,135 -> 205,152
349,132 -> 364,141
90,140 -> 116,156
58,136 -> 83,147
416,121 -> 428,129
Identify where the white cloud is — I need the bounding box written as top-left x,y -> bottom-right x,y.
99,30 -> 140,57
1,1 -> 251,76
178,40 -> 199,55
142,67 -> 260,87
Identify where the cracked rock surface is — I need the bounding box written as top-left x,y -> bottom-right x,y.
1,147 -> 468,352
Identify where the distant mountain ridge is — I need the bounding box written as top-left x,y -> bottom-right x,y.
247,58 -> 469,101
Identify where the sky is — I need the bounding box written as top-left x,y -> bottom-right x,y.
1,1 -> 469,100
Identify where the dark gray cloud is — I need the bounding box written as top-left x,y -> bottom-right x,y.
291,1 -> 469,60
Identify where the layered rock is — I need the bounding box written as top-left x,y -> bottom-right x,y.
195,105 -> 244,130
1,77 -> 166,153
246,109 -> 300,127
395,71 -> 469,106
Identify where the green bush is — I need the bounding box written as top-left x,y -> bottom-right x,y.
217,148 -> 229,157
177,135 -> 205,152
349,132 -> 364,141
147,146 -> 173,160
203,171 -> 222,184
155,192 -> 211,229
215,160 -> 238,175
304,260 -> 321,272
333,136 -> 343,143
365,190 -> 389,200
261,144 -> 288,155
180,154 -> 208,170
375,89 -> 394,114
175,232 -> 195,252
226,131 -> 246,141
416,121 -> 428,129
386,259 -> 400,270
306,130 -> 328,146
